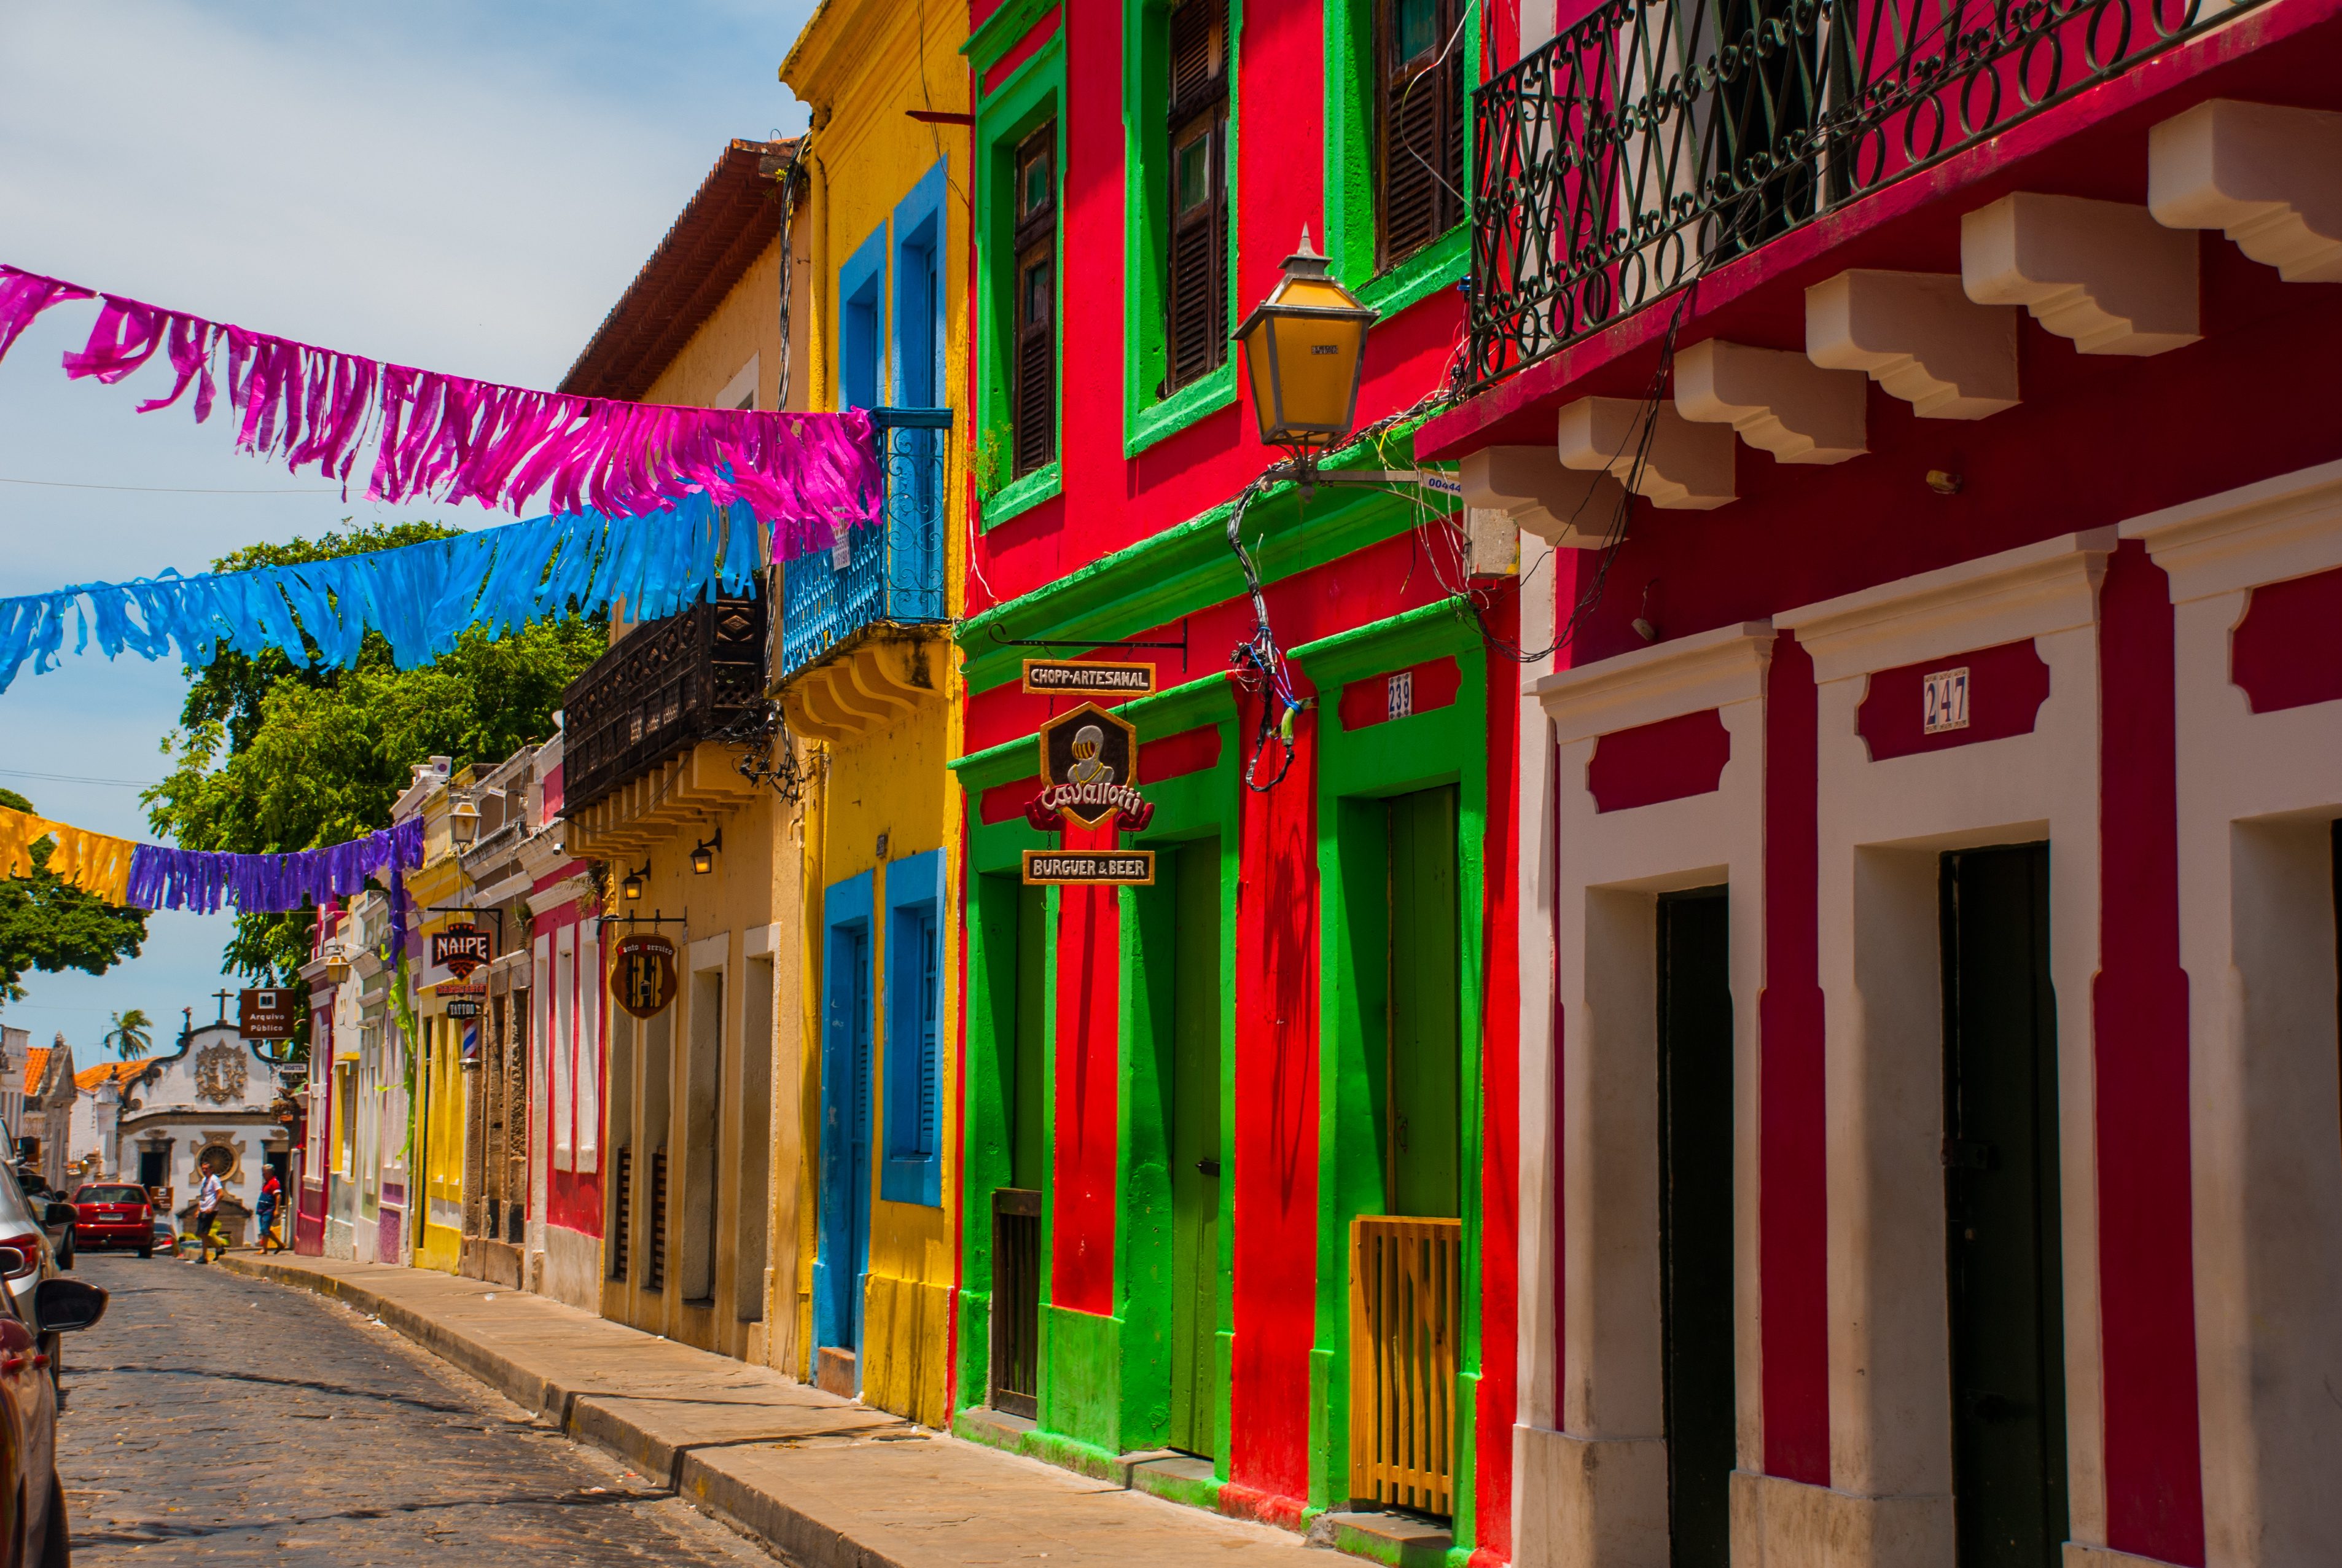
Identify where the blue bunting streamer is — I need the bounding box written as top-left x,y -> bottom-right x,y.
0,487 -> 764,690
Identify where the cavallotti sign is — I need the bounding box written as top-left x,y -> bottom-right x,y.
1021,702 -> 1156,885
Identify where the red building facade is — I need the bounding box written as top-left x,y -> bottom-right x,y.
950,0 -> 1532,1557
1429,0 -> 2342,1563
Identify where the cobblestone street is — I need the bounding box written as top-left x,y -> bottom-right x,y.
56,1254 -> 779,1565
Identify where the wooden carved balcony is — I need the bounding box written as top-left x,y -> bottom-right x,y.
560,591 -> 766,821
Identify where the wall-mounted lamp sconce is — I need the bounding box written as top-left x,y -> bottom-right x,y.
690,829 -> 722,876
448,795 -> 482,848
621,860 -> 649,901
320,942 -> 351,985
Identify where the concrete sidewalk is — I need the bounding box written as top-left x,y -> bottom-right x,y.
215,1250 -> 1313,1567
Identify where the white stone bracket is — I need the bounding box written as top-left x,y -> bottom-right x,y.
1674,337 -> 1867,465
2150,97 -> 2342,284
1962,191 -> 2202,356
1555,397 -> 1736,510
1461,445 -> 1633,547
1806,269 -> 2021,420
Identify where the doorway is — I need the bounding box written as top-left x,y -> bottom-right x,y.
1166,838 -> 1224,1456
137,1148 -> 166,1192
816,917 -> 873,1376
1657,887 -> 1734,1567
1941,844 -> 2067,1568
991,881 -> 1047,1419
1387,786 -> 1459,1219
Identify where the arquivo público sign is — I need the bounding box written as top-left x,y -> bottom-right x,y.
1022,849 -> 1156,886
1027,702 -> 1154,831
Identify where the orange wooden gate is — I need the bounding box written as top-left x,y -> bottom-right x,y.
1349,1215 -> 1462,1513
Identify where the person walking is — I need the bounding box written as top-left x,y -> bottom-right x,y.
254,1172 -> 282,1254
195,1164 -> 225,1264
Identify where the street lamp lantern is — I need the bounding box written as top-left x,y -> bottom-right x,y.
448,795 -> 482,848
690,829 -> 721,876
621,860 -> 647,901
1231,227 -> 1378,470
321,941 -> 351,985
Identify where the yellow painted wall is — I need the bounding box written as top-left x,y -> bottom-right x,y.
642,238 -> 788,413
404,842 -> 468,1275
783,0 -> 970,1431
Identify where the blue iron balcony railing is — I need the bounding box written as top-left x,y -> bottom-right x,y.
1467,0 -> 2271,384
779,407 -> 952,681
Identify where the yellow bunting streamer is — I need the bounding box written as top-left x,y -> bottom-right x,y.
0,805 -> 138,906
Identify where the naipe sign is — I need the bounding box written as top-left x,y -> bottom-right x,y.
239,988 -> 297,1040
1021,660 -> 1155,697
610,934 -> 678,1020
1023,849 -> 1156,886
1030,703 -> 1152,830
429,922 -> 493,980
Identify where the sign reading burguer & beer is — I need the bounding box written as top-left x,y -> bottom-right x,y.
609,932 -> 679,1020
1022,849 -> 1157,886
1032,702 -> 1150,829
1020,660 -> 1155,698
429,922 -> 494,980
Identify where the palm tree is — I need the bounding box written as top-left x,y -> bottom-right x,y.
103,1008 -> 152,1059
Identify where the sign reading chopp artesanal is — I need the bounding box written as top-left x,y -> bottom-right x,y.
1021,660 -> 1155,697
1022,850 -> 1156,886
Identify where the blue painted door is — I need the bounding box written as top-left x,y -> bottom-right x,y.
816,923 -> 872,1359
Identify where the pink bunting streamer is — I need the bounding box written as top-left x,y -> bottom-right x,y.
0,263 -> 880,541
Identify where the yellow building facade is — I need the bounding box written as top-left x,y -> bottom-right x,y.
405,772 -> 472,1275
778,0 -> 969,1427
555,137 -> 802,1363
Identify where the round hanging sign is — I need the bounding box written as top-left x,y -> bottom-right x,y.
610,933 -> 678,1020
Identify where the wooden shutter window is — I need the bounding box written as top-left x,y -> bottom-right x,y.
1012,124 -> 1058,478
1164,0 -> 1229,393
1377,0 -> 1464,271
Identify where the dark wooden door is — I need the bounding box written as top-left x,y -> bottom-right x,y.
1168,840 -> 1224,1455
1657,887 -> 1735,1568
991,883 -> 1049,1419
1388,787 -> 1460,1218
1942,844 -> 2067,1568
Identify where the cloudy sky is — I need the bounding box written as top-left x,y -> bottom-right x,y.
0,0 -> 814,1051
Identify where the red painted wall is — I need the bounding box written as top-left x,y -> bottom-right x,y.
1759,631 -> 1830,1483
2094,542 -> 2205,1564
1052,821 -> 1123,1317
1228,684 -> 1322,1507
1474,615 -> 1521,1566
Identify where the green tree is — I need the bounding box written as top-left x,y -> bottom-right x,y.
103,1008 -> 153,1059
0,789 -> 149,1004
144,523 -> 606,1000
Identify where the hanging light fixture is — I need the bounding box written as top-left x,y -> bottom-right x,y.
321,942 -> 351,985
1231,227 -> 1378,482
621,860 -> 649,901
690,829 -> 722,876
448,795 -> 482,848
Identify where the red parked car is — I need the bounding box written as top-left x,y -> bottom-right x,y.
69,1184 -> 154,1258
0,1239 -> 106,1565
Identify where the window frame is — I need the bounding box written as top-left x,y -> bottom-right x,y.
972,33 -> 1066,528
880,849 -> 947,1207
1122,0 -> 1244,459
1324,0 -> 1477,320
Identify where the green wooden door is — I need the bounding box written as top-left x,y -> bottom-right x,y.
1942,844 -> 2067,1568
1388,787 -> 1460,1219
1168,840 -> 1224,1455
1658,887 -> 1735,1568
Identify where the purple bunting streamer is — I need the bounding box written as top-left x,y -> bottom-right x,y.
0,264 -> 880,554
125,815 -> 424,918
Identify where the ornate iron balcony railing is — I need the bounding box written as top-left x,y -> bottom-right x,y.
778,407 -> 953,681
1468,0 -> 2270,383
560,590 -> 767,816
